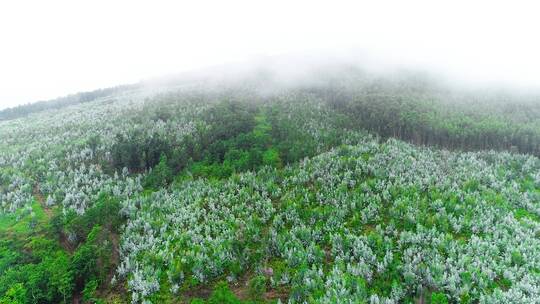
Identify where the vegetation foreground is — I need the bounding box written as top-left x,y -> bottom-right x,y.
0,68 -> 539,303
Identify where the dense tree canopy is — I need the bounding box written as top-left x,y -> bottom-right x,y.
0,67 -> 539,303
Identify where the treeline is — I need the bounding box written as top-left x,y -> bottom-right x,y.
109,97 -> 346,187
110,100 -> 262,181
110,99 -> 284,187
339,95 -> 540,155
0,84 -> 138,121
298,71 -> 540,156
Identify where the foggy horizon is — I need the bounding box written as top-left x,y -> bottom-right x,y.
2,0 -> 540,110
3,48 -> 540,112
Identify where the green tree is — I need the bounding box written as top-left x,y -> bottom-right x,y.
48,254 -> 74,304
0,283 -> 27,304
208,281 -> 241,304
262,148 -> 282,168
248,275 -> 267,300
431,292 -> 448,304
145,154 -> 173,188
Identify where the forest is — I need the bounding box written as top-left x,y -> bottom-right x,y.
0,84 -> 137,121
0,66 -> 539,304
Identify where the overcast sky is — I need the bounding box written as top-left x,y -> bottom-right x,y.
1,0 -> 539,109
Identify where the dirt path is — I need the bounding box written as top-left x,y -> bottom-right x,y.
33,184 -> 75,251
33,184 -> 52,218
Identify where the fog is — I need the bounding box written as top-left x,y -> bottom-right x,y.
1,0 -> 540,109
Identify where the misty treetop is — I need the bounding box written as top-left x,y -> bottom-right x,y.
0,66 -> 540,303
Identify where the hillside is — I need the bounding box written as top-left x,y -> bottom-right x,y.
0,67 -> 539,304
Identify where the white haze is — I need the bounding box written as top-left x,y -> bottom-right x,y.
1,0 -> 540,109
